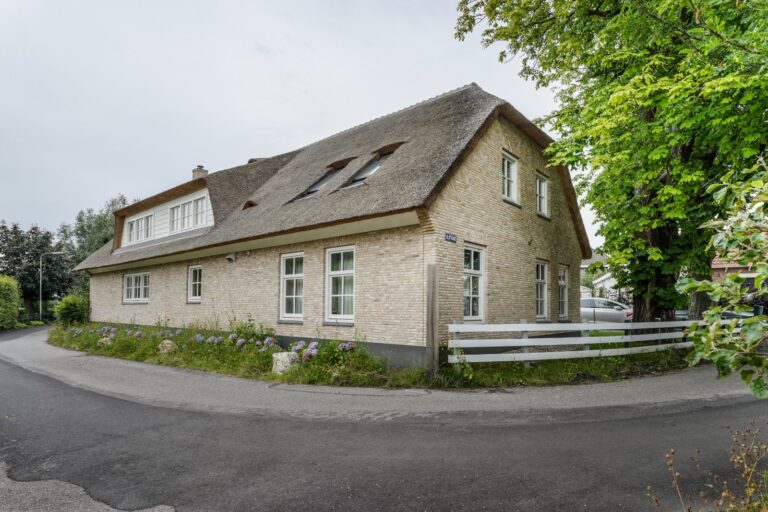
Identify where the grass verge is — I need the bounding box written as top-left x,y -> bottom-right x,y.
48,322 -> 690,388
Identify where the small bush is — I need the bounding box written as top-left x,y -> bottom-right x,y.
29,320 -> 45,327
231,317 -> 275,341
0,275 -> 21,330
55,294 -> 90,325
14,322 -> 28,330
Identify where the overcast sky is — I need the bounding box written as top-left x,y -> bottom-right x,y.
0,0 -> 601,246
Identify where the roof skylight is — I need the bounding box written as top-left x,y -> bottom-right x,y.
347,153 -> 392,187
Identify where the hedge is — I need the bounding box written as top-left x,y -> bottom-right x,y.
0,275 -> 21,330
55,294 -> 90,325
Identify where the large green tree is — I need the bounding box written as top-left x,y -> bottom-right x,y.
58,194 -> 128,293
456,0 -> 768,321
0,222 -> 72,318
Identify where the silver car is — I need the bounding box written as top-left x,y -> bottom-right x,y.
580,298 -> 633,323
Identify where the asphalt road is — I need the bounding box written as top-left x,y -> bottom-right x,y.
0,331 -> 766,511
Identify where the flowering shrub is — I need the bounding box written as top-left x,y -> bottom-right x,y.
291,340 -> 319,361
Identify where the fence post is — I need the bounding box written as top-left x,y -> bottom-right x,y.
520,319 -> 530,368
425,264 -> 439,373
582,327 -> 590,352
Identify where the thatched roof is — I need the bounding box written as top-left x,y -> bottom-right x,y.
76,83 -> 591,271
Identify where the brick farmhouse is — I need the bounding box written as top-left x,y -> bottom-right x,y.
76,84 -> 592,366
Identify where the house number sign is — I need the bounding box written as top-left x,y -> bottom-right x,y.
444,233 -> 458,243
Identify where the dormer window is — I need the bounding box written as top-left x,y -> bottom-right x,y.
347,153 -> 392,187
304,168 -> 341,198
296,158 -> 354,200
170,195 -> 208,233
126,214 -> 153,245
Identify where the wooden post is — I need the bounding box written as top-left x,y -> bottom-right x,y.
520,319 -> 531,368
425,264 -> 439,373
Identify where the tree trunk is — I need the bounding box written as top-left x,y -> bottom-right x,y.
688,271 -> 713,320
23,296 -> 34,320
632,224 -> 678,322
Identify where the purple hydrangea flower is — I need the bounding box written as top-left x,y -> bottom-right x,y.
236,338 -> 246,349
264,337 -> 275,346
292,340 -> 306,352
258,347 -> 267,353
135,330 -> 143,338
195,333 -> 205,343
308,341 -> 319,350
255,340 -> 262,346
228,333 -> 237,341
339,342 -> 356,351
125,330 -> 133,337
206,336 -> 216,343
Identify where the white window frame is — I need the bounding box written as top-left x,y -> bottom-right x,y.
280,252 -> 304,320
123,272 -> 149,303
170,195 -> 208,234
325,246 -> 355,322
536,173 -> 549,217
558,265 -> 569,319
463,244 -> 485,321
125,214 -> 153,246
536,260 -> 548,319
502,151 -> 519,204
187,265 -> 202,303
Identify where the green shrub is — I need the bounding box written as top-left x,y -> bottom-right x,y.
55,294 -> 90,325
30,320 -> 46,327
231,317 -> 275,341
0,275 -> 21,330
14,322 -> 28,330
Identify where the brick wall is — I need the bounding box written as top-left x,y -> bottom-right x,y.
90,225 -> 427,347
426,117 -> 583,343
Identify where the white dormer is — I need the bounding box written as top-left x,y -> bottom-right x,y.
122,188 -> 214,247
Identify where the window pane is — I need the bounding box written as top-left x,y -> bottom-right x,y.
294,257 -> 303,274
472,250 -> 481,271
331,296 -> 341,315
331,252 -> 341,271
285,297 -> 294,314
471,275 -> 479,296
463,297 -> 471,317
464,249 -> 471,270
342,296 -> 353,315
343,275 -> 354,295
284,258 -> 294,275
332,276 -> 342,295
471,297 -> 479,317
342,251 -> 354,271
295,297 -> 303,315
286,279 -> 294,296
463,275 -> 470,295
295,279 -> 303,296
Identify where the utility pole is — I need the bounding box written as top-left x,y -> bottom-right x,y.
39,251 -> 64,321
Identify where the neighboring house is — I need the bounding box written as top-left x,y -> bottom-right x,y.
75,84 -> 592,366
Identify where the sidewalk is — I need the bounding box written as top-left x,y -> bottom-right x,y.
0,329 -> 755,424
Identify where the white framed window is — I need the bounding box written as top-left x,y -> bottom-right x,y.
536,173 -> 549,217
536,260 -> 548,319
463,244 -> 484,320
123,272 -> 149,303
125,214 -> 153,245
194,197 -> 206,226
170,195 -> 208,233
558,265 -> 569,319
188,266 -> 202,303
502,151 -> 519,203
326,246 -> 355,322
280,253 -> 304,320
170,206 -> 180,232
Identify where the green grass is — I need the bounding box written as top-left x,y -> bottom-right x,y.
48,322 -> 690,389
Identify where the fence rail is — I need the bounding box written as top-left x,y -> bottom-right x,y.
447,320 -> 714,364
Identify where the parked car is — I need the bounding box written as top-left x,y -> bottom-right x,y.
580,298 -> 633,323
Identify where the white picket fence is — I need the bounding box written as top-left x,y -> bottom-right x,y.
447,320 -> 704,364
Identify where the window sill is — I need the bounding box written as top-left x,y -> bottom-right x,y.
535,318 -> 551,323
537,213 -> 551,221
186,300 -> 201,305
462,318 -> 484,323
122,301 -> 149,305
278,319 -> 303,325
502,198 -> 521,209
323,321 -> 354,327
